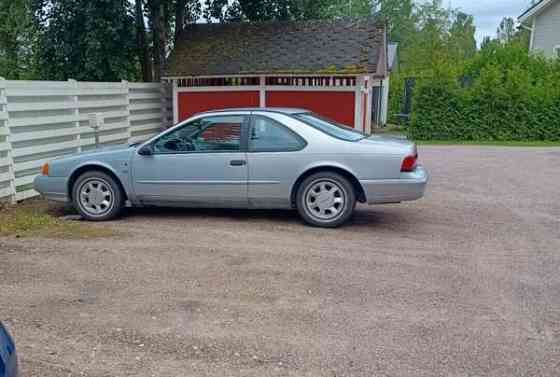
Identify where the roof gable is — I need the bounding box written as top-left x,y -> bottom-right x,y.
519,0 -> 559,22
164,18 -> 387,78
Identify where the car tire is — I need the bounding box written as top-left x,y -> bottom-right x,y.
72,171 -> 124,221
296,171 -> 356,228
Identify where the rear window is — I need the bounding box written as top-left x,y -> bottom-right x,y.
293,113 -> 365,142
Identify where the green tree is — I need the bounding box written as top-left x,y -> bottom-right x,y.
448,11 -> 476,60
33,0 -> 138,81
143,0 -> 202,81
406,0 -> 452,73
376,0 -> 415,44
0,0 -> 36,79
204,0 -> 338,22
480,36 -> 494,51
135,0 -> 152,82
497,17 -> 515,43
319,0 -> 372,18
386,0 -> 476,73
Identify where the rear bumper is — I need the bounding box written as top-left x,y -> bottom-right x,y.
360,166 -> 429,204
33,175 -> 70,203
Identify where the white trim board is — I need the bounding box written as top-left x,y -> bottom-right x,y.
519,0 -> 556,22
164,73 -> 382,80
176,86 -> 261,93
174,84 -> 382,93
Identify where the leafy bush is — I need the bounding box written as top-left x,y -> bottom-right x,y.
404,42 -> 560,141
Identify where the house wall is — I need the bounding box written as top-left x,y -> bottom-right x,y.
0,79 -> 172,203
532,0 -> 560,57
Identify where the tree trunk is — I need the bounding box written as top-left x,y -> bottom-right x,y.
135,0 -> 153,82
148,0 -> 166,82
174,0 -> 186,42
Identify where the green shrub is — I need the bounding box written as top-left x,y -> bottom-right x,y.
403,42 -> 560,141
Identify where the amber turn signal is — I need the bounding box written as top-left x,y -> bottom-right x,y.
41,163 -> 49,176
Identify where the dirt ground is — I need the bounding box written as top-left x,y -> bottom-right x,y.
1,146 -> 560,377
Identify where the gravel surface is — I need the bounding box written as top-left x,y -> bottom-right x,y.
1,146 -> 560,377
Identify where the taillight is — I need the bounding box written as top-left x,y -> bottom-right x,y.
401,154 -> 418,172
41,163 -> 49,176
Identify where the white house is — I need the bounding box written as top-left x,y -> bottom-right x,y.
519,0 -> 560,58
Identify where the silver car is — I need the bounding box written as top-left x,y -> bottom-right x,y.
34,108 -> 428,227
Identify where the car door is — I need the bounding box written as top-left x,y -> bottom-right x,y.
246,114 -> 308,208
131,114 -> 249,207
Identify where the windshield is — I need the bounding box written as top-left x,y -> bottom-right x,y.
293,113 -> 365,141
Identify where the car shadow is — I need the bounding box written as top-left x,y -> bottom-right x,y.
125,206 -> 303,224
350,206 -> 417,229
122,205 -> 416,231
45,198 -> 418,231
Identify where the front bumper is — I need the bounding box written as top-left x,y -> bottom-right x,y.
33,175 -> 70,203
360,166 -> 429,204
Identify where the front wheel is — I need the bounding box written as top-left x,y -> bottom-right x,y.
72,171 -> 124,221
296,172 -> 356,228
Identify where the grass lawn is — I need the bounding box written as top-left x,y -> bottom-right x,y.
373,125 -> 560,147
416,140 -> 560,147
0,199 -> 117,239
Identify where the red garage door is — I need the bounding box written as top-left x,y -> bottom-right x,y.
178,91 -> 260,121
266,91 -> 355,128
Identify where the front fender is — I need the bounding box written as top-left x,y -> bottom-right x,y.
67,160 -> 134,201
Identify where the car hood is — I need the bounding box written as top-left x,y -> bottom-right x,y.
51,144 -> 135,161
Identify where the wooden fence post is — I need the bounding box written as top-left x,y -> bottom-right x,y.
162,80 -> 171,130
172,79 -> 178,125
0,77 -> 16,203
122,80 -> 131,143
68,79 -> 81,152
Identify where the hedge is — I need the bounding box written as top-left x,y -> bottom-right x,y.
397,43 -> 560,141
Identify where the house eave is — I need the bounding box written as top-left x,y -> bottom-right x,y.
162,72 -> 386,80
519,0 -> 555,23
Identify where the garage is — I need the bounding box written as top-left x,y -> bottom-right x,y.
163,18 -> 393,131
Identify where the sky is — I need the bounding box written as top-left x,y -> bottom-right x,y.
445,0 -> 533,44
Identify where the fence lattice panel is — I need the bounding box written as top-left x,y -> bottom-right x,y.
0,79 -> 171,202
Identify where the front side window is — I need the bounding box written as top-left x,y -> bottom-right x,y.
153,115 -> 244,153
293,113 -> 365,142
249,116 -> 306,152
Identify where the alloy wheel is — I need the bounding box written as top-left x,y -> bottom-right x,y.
304,179 -> 347,221
78,178 -> 115,216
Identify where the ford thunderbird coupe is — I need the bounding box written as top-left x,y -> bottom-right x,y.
34,108 -> 428,227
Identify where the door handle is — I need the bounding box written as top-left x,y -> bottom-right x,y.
230,160 -> 246,166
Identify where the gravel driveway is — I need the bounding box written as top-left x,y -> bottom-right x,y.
1,146 -> 560,377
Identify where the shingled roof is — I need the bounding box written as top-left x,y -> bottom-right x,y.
164,18 -> 388,78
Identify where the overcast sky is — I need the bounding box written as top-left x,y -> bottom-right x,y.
445,0 -> 533,44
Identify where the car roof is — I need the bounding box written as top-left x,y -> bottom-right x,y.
200,107 -> 310,115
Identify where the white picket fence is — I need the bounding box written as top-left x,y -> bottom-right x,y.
0,79 -> 172,203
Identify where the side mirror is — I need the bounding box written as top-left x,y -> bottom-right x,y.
138,144 -> 154,156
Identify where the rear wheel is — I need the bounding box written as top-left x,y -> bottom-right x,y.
72,171 -> 124,221
296,172 -> 356,228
